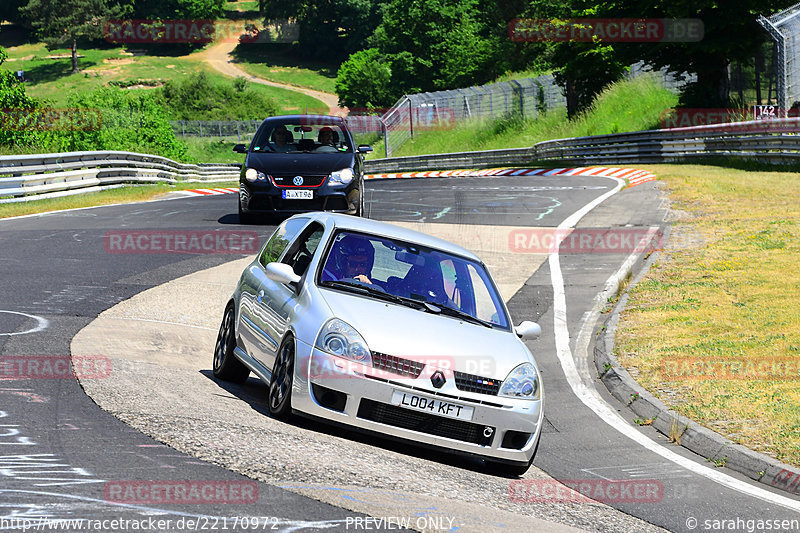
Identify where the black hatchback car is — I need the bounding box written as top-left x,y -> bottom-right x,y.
234,115 -> 372,223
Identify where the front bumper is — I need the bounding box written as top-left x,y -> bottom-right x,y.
240,182 -> 356,214
290,341 -> 544,464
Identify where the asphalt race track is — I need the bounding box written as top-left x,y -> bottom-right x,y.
1,174 -> 799,532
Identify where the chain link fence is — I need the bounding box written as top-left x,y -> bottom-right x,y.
759,2 -> 800,115
170,120 -> 263,142
376,66 -> 694,157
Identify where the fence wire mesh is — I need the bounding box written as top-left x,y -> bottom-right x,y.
759,2 -> 800,115
170,120 -> 263,142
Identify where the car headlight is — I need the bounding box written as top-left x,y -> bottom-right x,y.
315,318 -> 371,365
245,168 -> 268,183
329,168 -> 354,186
499,363 -> 540,400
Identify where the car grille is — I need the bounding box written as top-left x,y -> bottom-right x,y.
454,371 -> 501,396
357,399 -> 494,446
270,174 -> 326,188
371,352 -> 424,378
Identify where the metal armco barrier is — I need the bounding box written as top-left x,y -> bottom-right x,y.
534,117 -> 800,165
0,151 -> 240,204
365,117 -> 800,173
3,117 -> 799,203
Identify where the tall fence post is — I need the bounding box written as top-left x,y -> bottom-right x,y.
408,98 -> 414,138
380,118 -> 389,158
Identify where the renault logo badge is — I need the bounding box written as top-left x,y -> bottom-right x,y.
293,175 -> 304,186
431,371 -> 446,389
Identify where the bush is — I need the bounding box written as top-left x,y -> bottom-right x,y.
50,87 -> 187,160
0,46 -> 42,147
158,72 -> 279,120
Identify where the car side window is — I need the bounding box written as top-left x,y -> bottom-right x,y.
258,218 -> 309,267
282,222 -> 325,276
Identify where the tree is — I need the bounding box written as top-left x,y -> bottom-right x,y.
593,0 -> 797,107
131,0 -> 226,20
19,0 -> 129,74
258,0 -> 386,62
0,0 -> 28,25
335,48 -> 393,108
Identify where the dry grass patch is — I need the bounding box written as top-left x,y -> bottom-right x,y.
615,164 -> 800,465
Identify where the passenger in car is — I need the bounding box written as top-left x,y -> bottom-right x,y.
314,127 -> 339,153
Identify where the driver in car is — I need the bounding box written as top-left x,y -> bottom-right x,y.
330,234 -> 374,284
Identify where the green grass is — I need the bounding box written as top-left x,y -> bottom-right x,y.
1,36 -> 327,114
230,43 -> 338,94
383,75 -> 678,158
183,137 -> 247,164
225,0 -> 259,12
615,165 -> 800,466
0,180 -> 237,219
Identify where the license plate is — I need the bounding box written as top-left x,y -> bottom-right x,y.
282,190 -> 313,200
391,390 -> 474,421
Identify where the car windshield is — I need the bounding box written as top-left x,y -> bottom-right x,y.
250,119 -> 352,153
318,231 -> 510,329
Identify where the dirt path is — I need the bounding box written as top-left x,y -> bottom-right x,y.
200,40 -> 347,115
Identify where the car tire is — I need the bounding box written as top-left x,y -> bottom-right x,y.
268,336 -> 295,419
358,182 -> 366,217
213,304 -> 250,383
238,201 -> 255,225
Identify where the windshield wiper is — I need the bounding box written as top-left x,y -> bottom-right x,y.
322,281 -> 427,310
434,305 -> 495,329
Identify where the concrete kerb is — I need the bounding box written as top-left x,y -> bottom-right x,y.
592,226 -> 800,498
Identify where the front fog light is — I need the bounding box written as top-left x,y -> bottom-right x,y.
499,363 -> 540,399
315,318 -> 372,365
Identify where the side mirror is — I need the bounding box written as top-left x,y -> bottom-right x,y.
515,321 -> 541,341
357,145 -> 373,154
265,262 -> 301,286
233,144 -> 247,154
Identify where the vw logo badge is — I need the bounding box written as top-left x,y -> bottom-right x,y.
431,370 -> 446,389
293,175 -> 304,186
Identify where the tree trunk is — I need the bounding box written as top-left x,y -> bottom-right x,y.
565,77 -> 578,119
755,48 -> 764,105
695,63 -> 731,108
71,38 -> 78,74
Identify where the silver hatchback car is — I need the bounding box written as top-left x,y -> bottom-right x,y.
213,212 -> 544,474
